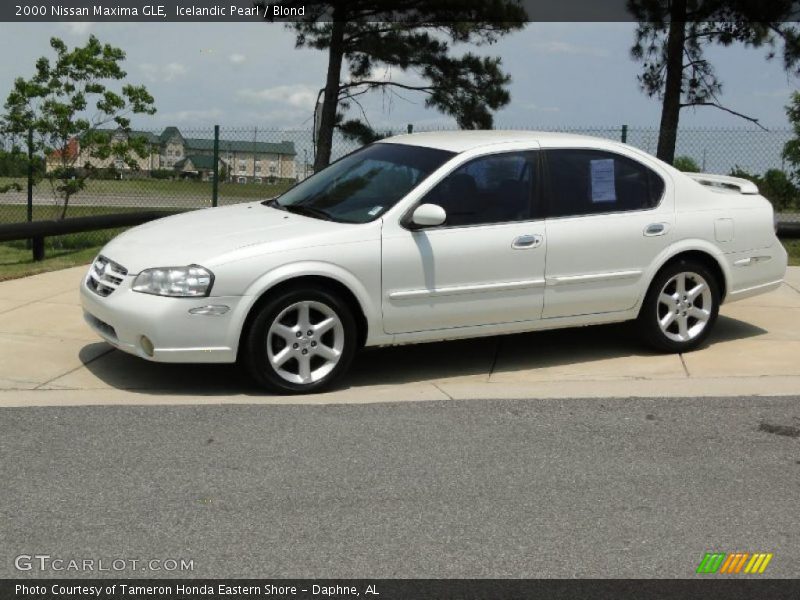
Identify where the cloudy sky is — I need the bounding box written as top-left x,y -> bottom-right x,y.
0,21 -> 797,133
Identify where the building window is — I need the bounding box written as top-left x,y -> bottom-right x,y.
239,164 -> 246,172
237,177 -> 247,184
254,177 -> 262,183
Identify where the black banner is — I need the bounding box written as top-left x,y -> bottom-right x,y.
4,579 -> 800,600
2,0 -> 799,23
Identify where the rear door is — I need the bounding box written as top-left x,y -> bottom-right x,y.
542,147 -> 673,318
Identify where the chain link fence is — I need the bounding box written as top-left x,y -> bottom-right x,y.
0,124 -> 798,253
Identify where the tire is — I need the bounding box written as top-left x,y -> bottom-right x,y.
242,286 -> 358,394
638,259 -> 721,353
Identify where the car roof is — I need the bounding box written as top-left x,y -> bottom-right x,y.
379,130 -> 611,153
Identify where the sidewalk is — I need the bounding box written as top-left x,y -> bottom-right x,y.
0,265 -> 799,407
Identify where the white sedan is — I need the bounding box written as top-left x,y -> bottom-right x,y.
81,131 -> 787,393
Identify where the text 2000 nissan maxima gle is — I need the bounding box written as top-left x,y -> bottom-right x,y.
81,131 -> 787,393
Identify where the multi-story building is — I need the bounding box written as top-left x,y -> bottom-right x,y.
47,126 -> 297,183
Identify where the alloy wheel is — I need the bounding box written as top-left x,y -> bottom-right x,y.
656,271 -> 713,343
266,300 -> 345,384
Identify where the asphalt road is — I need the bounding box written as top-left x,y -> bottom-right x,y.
1,396 -> 799,579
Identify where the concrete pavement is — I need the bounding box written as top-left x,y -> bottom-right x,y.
0,265 -> 799,406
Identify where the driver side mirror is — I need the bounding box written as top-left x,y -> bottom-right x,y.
410,203 -> 447,228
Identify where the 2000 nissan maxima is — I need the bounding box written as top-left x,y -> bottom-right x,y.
81,131 -> 787,393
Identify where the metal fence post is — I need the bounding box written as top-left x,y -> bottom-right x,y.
621,124 -> 628,144
212,124 -> 220,208
27,127 -> 34,255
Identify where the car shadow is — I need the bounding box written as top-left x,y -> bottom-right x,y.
76,314 -> 767,396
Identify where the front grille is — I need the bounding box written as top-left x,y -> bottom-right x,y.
86,255 -> 128,297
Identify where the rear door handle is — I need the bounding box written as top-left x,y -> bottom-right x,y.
644,223 -> 668,237
512,234 -> 543,249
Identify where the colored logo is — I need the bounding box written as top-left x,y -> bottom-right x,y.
696,552 -> 773,574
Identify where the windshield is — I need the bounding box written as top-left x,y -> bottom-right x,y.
270,143 -> 455,223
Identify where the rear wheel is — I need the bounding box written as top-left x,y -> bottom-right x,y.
242,287 -> 358,394
638,259 -> 720,353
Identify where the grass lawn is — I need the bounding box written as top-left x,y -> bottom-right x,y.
0,244 -> 99,282
785,238 -> 800,266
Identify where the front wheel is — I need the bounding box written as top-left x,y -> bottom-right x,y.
638,260 -> 720,353
242,287 -> 358,394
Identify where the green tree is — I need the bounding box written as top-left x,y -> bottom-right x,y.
1,36 -> 156,218
0,145 -> 44,192
782,90 -> 800,184
628,0 -> 800,164
262,1 -> 526,169
673,155 -> 701,172
730,165 -> 798,211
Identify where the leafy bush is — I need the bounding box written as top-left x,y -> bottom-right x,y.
673,155 -> 701,172
91,167 -> 121,180
730,166 -> 799,211
149,169 -> 175,180
0,149 -> 44,178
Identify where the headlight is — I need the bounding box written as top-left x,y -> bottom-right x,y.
132,265 -> 214,297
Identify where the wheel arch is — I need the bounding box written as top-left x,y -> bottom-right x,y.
235,264 -> 376,359
637,242 -> 729,317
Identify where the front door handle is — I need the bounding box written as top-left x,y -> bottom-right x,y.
512,234 -> 543,249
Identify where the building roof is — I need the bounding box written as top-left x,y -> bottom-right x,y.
185,137 -> 296,156
174,154 -> 217,171
127,130 -> 160,144
47,137 -> 80,160
159,126 -> 183,144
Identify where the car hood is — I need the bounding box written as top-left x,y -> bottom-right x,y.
101,202 -> 368,274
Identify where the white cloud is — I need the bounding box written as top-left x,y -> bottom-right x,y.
753,89 -> 792,99
522,103 -> 561,113
63,22 -> 94,36
158,108 -> 225,123
140,62 -> 188,83
236,84 -> 318,109
229,53 -> 246,64
531,41 -> 608,57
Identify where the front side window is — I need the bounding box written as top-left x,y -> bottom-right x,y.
420,151 -> 538,227
545,149 -> 665,218
272,143 -> 455,223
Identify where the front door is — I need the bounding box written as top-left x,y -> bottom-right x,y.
381,150 -> 547,334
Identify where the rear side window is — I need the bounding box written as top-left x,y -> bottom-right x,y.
545,149 -> 664,218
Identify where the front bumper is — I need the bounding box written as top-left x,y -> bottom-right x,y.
80,271 -> 247,363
